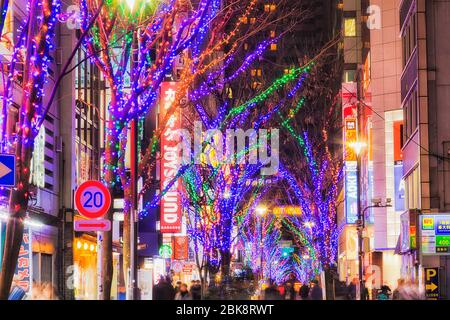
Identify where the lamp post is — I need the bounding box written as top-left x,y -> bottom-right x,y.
124,0 -> 144,300
361,199 -> 392,300
349,141 -> 366,300
256,206 -> 267,284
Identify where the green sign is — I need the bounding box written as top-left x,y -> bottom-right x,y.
281,247 -> 294,258
436,236 -> 450,247
159,244 -> 172,258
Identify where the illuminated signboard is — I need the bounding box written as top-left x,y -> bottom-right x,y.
342,83 -> 358,225
159,244 -> 173,259
345,162 -> 358,224
30,127 -> 45,188
172,236 -> 189,260
394,165 -> 405,212
159,82 -> 182,233
13,228 -> 32,293
272,206 -> 302,216
153,257 -> 166,285
421,215 -> 450,255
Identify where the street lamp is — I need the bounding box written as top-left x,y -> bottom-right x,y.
125,0 -> 136,10
256,206 -> 267,216
349,140 -> 366,300
304,221 -> 315,229
359,199 -> 392,299
349,141 -> 367,157
255,205 -> 267,286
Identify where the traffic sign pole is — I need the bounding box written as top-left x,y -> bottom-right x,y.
74,180 -> 112,232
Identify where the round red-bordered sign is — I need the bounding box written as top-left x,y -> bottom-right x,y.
75,180 -> 111,219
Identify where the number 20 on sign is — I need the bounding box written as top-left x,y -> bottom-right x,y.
74,180 -> 111,232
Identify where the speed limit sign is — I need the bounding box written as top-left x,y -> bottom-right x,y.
74,180 -> 111,231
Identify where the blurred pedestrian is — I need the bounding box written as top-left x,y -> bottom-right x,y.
190,280 -> 202,300
153,276 -> 176,300
401,279 -> 425,300
283,282 -> 296,300
174,280 -> 182,294
362,280 -> 370,300
264,279 -> 282,300
175,283 -> 192,300
393,279 -> 405,300
299,282 -> 310,300
377,285 -> 392,300
309,280 -> 323,300
347,278 -> 358,300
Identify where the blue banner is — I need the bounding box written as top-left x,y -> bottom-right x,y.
345,162 -> 358,224
394,164 -> 405,212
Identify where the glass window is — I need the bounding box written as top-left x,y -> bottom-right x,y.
41,254 -> 53,284
344,70 -> 356,83
406,166 -> 420,210
344,18 -> 356,37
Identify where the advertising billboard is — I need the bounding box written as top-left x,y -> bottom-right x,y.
345,162 -> 358,224
159,82 -> 182,233
420,215 -> 450,255
172,236 -> 189,260
12,227 -> 32,293
342,83 -> 358,224
394,165 -> 405,212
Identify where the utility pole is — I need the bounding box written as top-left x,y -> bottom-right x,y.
356,65 -> 365,301
129,27 -> 140,300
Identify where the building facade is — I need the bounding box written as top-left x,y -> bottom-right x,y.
338,0 -> 404,293
399,0 -> 450,299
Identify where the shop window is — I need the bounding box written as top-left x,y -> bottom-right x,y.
252,82 -> 261,89
32,252 -> 54,297
264,4 -> 276,12
404,89 -> 418,139
344,17 -> 356,37
41,254 -> 53,284
344,69 -> 356,83
250,69 -> 262,77
405,166 -> 421,210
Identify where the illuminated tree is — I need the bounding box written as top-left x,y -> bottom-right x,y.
276,50 -> 343,296
77,0 -> 244,299
0,0 -> 102,299
132,0 -> 312,295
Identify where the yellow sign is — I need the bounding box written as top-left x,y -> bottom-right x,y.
425,267 -> 439,299
423,217 -> 435,230
426,283 -> 438,292
426,268 -> 437,281
272,206 -> 302,216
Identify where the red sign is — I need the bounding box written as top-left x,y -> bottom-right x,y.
74,219 -> 111,232
74,180 -> 111,232
75,180 -> 111,219
173,236 -> 189,260
394,121 -> 404,162
182,263 -> 194,273
12,228 -> 31,293
160,82 -> 182,233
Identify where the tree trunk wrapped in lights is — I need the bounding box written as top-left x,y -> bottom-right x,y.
0,0 -> 62,299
